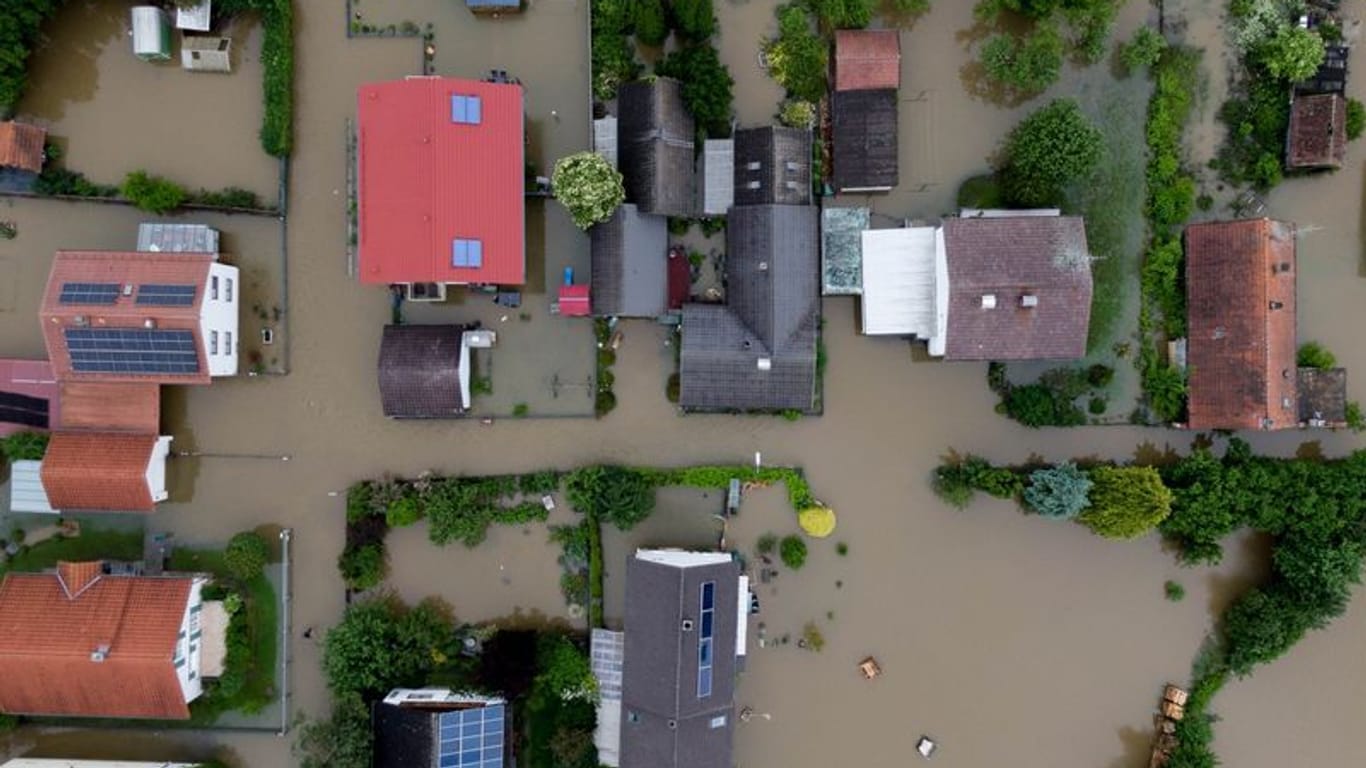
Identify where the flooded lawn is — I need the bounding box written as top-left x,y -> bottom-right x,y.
4,1 -> 1366,767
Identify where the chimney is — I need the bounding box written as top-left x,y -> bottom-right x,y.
90,644 -> 110,663
981,294 -> 997,309
1020,294 -> 1038,308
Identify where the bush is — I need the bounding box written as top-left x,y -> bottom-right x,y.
595,390 -> 618,416
798,506 -> 836,537
1214,72 -> 1291,190
386,496 -> 421,527
981,23 -> 1065,96
1000,99 -> 1103,208
779,99 -> 816,129
121,171 -> 188,214
1086,364 -> 1115,388
669,0 -> 716,41
193,186 -> 262,209
1297,342 -> 1336,370
256,0 -> 295,157
591,32 -> 641,101
0,431 -> 48,461
323,596 -> 452,697
224,532 -> 269,581
1004,383 -> 1086,427
633,0 -> 668,46
1088,396 -> 1107,415
338,543 -> 386,591
1256,26 -> 1324,82
957,174 -> 1005,209
800,621 -> 825,651
0,0 -> 66,116
1144,363 -> 1187,423
779,535 -> 808,569
34,167 -> 118,198
1119,26 -> 1166,74
565,465 -> 657,530
1078,466 -> 1173,539
1023,462 -> 1093,519
765,4 -> 828,103
1165,580 -> 1186,601
756,533 -> 778,555
804,0 -> 875,29
294,692 -> 373,768
552,152 -> 625,229
656,44 -> 735,139
1347,98 -> 1365,141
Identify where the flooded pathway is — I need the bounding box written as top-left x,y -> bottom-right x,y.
1,1 -> 1366,767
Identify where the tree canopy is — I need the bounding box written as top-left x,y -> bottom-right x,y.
1023,462 -> 1092,519
765,4 -> 828,104
1077,465 -> 1173,539
552,153 -> 625,230
224,531 -> 269,581
565,465 -> 656,530
981,24 -> 1064,95
1256,26 -> 1325,82
656,44 -> 735,139
294,692 -> 372,768
669,0 -> 716,41
1000,98 -> 1103,207
322,595 -> 452,698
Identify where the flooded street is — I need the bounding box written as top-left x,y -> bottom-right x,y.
2,1 -> 1366,766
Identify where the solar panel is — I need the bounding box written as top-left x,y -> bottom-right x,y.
0,391 -> 49,429
437,705 -> 505,768
59,282 -> 122,305
64,328 -> 201,375
136,284 -> 197,306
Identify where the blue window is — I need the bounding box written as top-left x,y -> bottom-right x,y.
699,637 -> 712,665
702,582 -> 715,610
451,94 -> 482,124
698,579 -> 716,698
452,238 -> 484,268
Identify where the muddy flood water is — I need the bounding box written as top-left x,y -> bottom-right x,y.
2,1 -> 1366,767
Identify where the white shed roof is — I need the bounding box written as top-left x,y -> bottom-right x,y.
8,459 -> 55,514
132,7 -> 170,58
137,222 -> 220,254
175,0 -> 212,31
860,226 -> 944,338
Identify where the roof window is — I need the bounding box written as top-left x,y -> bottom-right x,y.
451,94 -> 482,124
452,238 -> 484,268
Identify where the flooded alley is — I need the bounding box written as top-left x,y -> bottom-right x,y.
1,1 -> 1366,767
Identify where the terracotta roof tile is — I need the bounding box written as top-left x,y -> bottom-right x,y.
1288,93 -> 1346,169
58,382 -> 160,433
0,122 -> 46,174
56,561 -> 105,598
0,569 -> 192,719
40,431 -> 160,512
1185,219 -> 1297,430
835,30 -> 901,91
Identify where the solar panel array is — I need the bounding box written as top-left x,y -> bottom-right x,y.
436,704 -> 505,768
64,328 -> 200,375
59,282 -> 122,305
0,391 -> 49,429
136,284 -> 197,306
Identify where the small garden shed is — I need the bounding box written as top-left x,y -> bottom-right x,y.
132,7 -> 172,62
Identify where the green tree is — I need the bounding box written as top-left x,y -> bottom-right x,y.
669,0 -> 716,41
1023,462 -> 1093,519
656,44 -> 735,139
1119,26 -> 1167,73
779,99 -> 816,129
804,0 -> 875,29
338,543 -> 386,590
0,431 -> 48,461
765,4 -> 828,103
552,152 -> 625,229
121,171 -> 188,214
224,531 -> 269,581
294,692 -> 373,768
1078,466 -> 1173,539
386,496 -> 421,527
780,535 -> 808,568
591,32 -> 641,100
534,634 -> 598,702
323,596 -> 452,697
565,465 -> 657,530
1000,98 -> 1103,207
1297,341 -> 1336,370
633,0 -> 668,46
0,0 -> 67,116
1347,98 -> 1365,141
980,23 -> 1065,95
1257,26 -> 1325,82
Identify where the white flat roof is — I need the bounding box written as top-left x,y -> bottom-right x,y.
591,629 -> 625,767
860,227 -> 940,336
9,460 -> 55,514
176,0 -> 212,31
736,575 -> 749,656
635,549 -> 732,568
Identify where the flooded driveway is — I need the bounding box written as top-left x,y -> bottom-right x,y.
2,1 -> 1366,767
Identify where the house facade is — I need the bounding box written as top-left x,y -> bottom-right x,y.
0,562 -> 210,719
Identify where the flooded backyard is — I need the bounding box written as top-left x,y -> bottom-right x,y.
2,1 -> 1366,767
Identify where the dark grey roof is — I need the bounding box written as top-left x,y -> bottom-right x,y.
1298,367 -> 1348,426
1296,44 -> 1348,95
618,78 -> 696,217
374,703 -> 434,768
378,325 -> 465,418
733,126 -> 812,206
621,554 -> 740,768
590,204 -> 669,317
680,205 -> 819,412
832,89 -> 898,192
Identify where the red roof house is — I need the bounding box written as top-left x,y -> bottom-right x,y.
0,562 -> 205,719
834,30 -> 901,92
1287,93 -> 1346,169
357,77 -> 525,286
0,121 -> 46,174
40,251 -> 240,384
40,431 -> 170,512
1185,219 -> 1297,431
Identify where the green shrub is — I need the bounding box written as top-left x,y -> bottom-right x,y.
836,541 -> 848,556
591,31 -> 641,101
1023,462 -> 1092,519
1256,26 -> 1324,82
386,496 -> 421,527
1297,342 -> 1336,370
1086,364 -> 1115,388
633,0 -> 668,46
1088,396 -> 1107,415
566,466 -> 655,530
765,4 -> 828,103
669,0 -> 716,41
803,0 -> 875,29
338,544 -> 386,590
1347,98 -> 1365,141
1004,383 -> 1086,427
981,23 -> 1065,96
1078,466 -> 1173,539
1141,238 -> 1186,337
193,186 -> 263,209
957,174 -> 1005,209
323,596 -> 452,697
0,431 -> 48,461
1000,99 -> 1103,208
121,171 -> 188,214
1164,580 -> 1186,601
779,99 -> 816,129
656,44 -> 735,139
756,532 -> 778,555
0,0 -> 66,116
595,390 -> 617,416
512,403 -> 530,417
1144,363 -> 1187,423
1214,74 -> 1290,190
1119,26 -> 1166,73
294,692 -> 373,768
552,152 -> 625,229
224,532 -> 270,581
779,535 -> 807,569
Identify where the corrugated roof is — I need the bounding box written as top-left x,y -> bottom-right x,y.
860,226 -> 940,336
941,215 -> 1092,360
137,223 -> 220,254
1287,93 -> 1346,169
590,204 -> 668,318
832,89 -> 898,192
40,431 -> 160,512
377,325 -> 466,418
835,30 -> 901,92
357,77 -> 525,285
0,568 -> 192,719
8,461 -> 54,514
0,122 -> 45,174
618,79 -> 696,217
1185,219 -> 1297,430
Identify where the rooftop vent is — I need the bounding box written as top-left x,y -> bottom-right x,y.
143,318 -> 157,329
668,719 -> 677,730
784,180 -> 799,190
1270,300 -> 1284,310
681,619 -> 694,631
122,284 -> 134,296
757,358 -> 772,371
72,315 -> 88,326
1020,294 -> 1038,308
746,161 -> 761,171
746,181 -> 761,190
981,294 -> 997,309
785,161 -> 800,172
90,644 -> 110,663
758,261 -> 769,272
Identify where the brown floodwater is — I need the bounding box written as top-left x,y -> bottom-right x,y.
3,1 -> 1366,766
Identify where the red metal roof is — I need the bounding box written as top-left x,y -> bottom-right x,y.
357,77 -> 525,286
0,121 -> 46,174
0,566 -> 192,719
1185,219 -> 1297,431
835,30 -> 901,92
0,359 -> 58,437
559,284 -> 590,317
40,251 -> 212,384
41,431 -> 160,512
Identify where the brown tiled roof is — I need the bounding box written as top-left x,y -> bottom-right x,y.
40,431 -> 159,512
834,30 -> 901,91
58,382 -> 160,433
0,122 -> 46,174
0,567 -> 192,719
377,325 -> 465,418
941,216 -> 1093,360
1185,219 -> 1297,431
56,561 -> 104,598
40,251 -> 213,384
1287,93 -> 1346,169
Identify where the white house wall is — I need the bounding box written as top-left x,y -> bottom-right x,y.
174,577 -> 207,704
202,262 -> 240,376
144,435 -> 173,504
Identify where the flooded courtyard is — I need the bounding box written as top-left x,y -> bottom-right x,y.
1,1 -> 1366,767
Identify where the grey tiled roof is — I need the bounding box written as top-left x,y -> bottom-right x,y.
733,126 -> 812,206
941,216 -> 1092,360
621,556 -> 740,768
618,78 -> 696,217
832,89 -> 899,191
1297,367 -> 1348,426
373,703 -> 435,768
378,325 -> 465,418
590,204 -> 668,317
680,204 -> 819,412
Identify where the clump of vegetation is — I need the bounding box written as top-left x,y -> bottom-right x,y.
566,465 -> 657,531
1077,466 -> 1173,539
779,99 -> 816,129
552,152 -> 624,229
765,4 -> 828,104
513,403 -> 530,418
224,531 -> 269,582
803,0 -> 875,30
1297,341 -> 1336,370
594,319 -> 619,417
633,0 -> 668,46
294,692 -> 372,768
323,594 -> 454,699
974,0 -> 1121,94
888,0 -> 931,15
0,0 -> 66,116
1023,462 -> 1092,519
386,496 -> 421,528
1164,579 -> 1185,602
779,535 -> 808,569
0,431 -> 48,462
656,44 -> 735,139
1119,26 -> 1167,74
992,365 -> 1105,428
757,533 -> 778,555
591,0 -> 642,100
956,174 -> 1005,209
836,541 -> 849,556
1347,98 -> 1365,141
121,171 -> 189,215
669,0 -> 717,41
932,454 -> 1023,508
800,621 -> 825,651
981,23 -> 1064,97
998,99 -> 1103,208
1255,25 -> 1324,82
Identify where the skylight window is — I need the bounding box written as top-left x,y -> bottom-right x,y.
452,238 -> 484,269
451,94 -> 483,125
